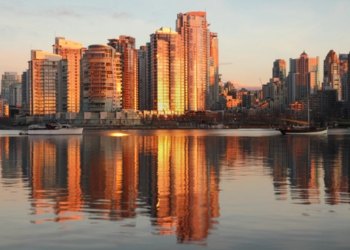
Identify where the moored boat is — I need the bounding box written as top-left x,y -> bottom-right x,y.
27,123 -> 83,135
279,126 -> 327,135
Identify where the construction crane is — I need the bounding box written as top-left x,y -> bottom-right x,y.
259,78 -> 263,86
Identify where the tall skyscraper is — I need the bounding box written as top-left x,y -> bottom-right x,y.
138,46 -> 148,111
209,32 -> 219,109
1,72 -> 20,101
176,11 -> 210,111
273,59 -> 287,81
29,50 -> 62,115
81,45 -> 122,112
288,51 -> 319,103
108,36 -> 138,110
339,54 -> 348,78
9,82 -> 22,106
149,27 -> 185,113
53,37 -> 84,113
323,50 -> 341,99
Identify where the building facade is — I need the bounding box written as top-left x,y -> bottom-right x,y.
323,50 -> 341,100
53,37 -> 84,113
29,50 -> 62,116
81,45 -> 122,112
108,36 -> 138,110
149,27 -> 185,113
9,82 -> 22,106
1,72 -> 20,101
209,32 -> 219,109
138,46 -> 148,111
288,52 -> 319,104
176,11 -> 210,111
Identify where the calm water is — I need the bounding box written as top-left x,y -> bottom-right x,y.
0,129 -> 349,249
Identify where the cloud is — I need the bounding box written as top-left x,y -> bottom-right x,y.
112,12 -> 133,19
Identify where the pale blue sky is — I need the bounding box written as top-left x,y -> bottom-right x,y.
1,0 -> 349,88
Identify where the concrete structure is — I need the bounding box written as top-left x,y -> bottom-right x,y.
81,45 -> 122,112
149,27 -> 185,113
288,51 -> 319,103
176,11 -> 210,111
9,82 -> 22,106
108,36 -> 138,110
323,50 -> 341,100
1,72 -> 20,101
29,50 -> 62,116
138,45 -> 148,111
53,37 -> 84,113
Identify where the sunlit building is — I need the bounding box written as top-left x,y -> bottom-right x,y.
53,37 -> 84,113
149,27 -> 185,113
29,50 -> 62,115
288,51 -> 319,103
81,45 -> 122,112
108,36 -> 138,110
273,59 -> 287,81
1,72 -> 20,101
176,11 -> 210,111
323,50 -> 341,100
209,32 -> 219,109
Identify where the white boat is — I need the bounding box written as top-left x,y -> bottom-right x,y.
27,123 -> 83,135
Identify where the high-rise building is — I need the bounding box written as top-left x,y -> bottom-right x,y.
29,50 -> 62,115
323,50 -> 341,99
1,72 -> 20,101
209,32 -> 219,109
288,51 -> 319,104
138,46 -> 148,111
9,82 -> 22,106
176,11 -> 210,111
21,71 -> 29,107
273,59 -> 287,81
53,37 -> 84,113
339,54 -> 348,78
81,45 -> 122,112
108,36 -> 138,110
149,27 -> 185,113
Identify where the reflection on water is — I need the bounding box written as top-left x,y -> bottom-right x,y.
0,130 -> 350,246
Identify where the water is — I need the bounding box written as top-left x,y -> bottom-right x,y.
0,129 -> 349,249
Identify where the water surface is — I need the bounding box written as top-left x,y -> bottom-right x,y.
0,129 -> 349,249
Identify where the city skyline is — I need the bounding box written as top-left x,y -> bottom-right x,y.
1,0 -> 350,89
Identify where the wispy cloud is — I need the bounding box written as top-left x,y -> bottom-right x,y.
112,12 -> 133,19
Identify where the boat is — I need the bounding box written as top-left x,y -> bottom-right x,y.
279,82 -> 327,136
27,123 -> 83,135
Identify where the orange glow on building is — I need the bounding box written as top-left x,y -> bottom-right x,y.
108,36 -> 138,110
53,37 -> 84,113
29,50 -> 62,115
81,45 -> 122,112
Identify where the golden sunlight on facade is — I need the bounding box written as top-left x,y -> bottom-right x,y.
53,37 -> 84,113
29,50 -> 62,116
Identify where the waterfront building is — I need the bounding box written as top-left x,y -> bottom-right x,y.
1,72 -> 20,101
53,37 -> 84,113
209,32 -> 219,109
29,50 -> 62,116
138,46 -> 148,111
9,82 -> 22,106
176,11 -> 210,111
81,45 -> 122,112
341,71 -> 348,101
323,50 -> 341,100
149,27 -> 185,113
288,51 -> 319,104
339,54 -> 348,78
108,36 -> 138,110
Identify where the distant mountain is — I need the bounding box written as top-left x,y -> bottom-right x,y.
228,80 -> 261,91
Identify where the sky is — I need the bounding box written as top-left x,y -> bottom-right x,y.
1,0 -> 350,89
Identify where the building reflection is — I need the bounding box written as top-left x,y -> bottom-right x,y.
2,132 -> 350,243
